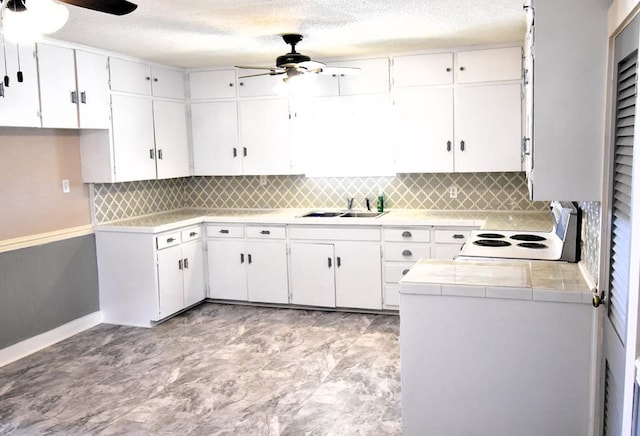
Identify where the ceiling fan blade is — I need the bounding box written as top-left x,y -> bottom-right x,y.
239,71 -> 285,78
235,65 -> 279,71
58,0 -> 137,15
296,60 -> 326,72
318,66 -> 361,76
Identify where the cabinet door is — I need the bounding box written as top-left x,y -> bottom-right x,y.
37,44 -> 78,128
153,100 -> 190,179
246,241 -> 289,304
109,57 -> 151,95
191,101 -> 242,175
393,52 -> 454,87
335,58 -> 390,96
290,242 -> 336,307
156,245 -> 185,320
111,94 -> 156,181
182,239 -> 205,307
0,41 -> 40,127
454,83 -> 522,172
393,88 -> 454,173
75,50 -> 110,129
335,241 -> 382,310
207,240 -> 248,301
239,98 -> 292,175
189,69 -> 237,99
456,47 -> 522,84
151,66 -> 185,99
237,71 -> 282,97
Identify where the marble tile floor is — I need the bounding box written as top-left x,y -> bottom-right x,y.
0,304 -> 401,435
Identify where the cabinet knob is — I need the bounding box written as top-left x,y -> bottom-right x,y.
446,67 -> 451,72
402,231 -> 412,238
239,82 -> 244,86
167,237 -> 175,243
460,140 -> 465,152
229,83 -> 234,87
189,231 -> 197,237
260,230 -> 271,235
219,229 -> 229,234
459,66 -> 465,71
446,140 -> 452,152
402,250 -> 413,257
402,269 -> 410,276
153,78 -> 158,82
453,234 -> 465,240
145,76 -> 151,81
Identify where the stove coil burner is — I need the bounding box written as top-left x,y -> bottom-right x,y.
476,233 -> 506,239
517,242 -> 548,249
510,234 -> 547,242
473,239 -> 512,248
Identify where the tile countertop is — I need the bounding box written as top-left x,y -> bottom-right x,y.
95,208 -> 554,234
400,259 -> 594,304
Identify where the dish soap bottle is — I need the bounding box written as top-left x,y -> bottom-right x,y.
377,191 -> 384,213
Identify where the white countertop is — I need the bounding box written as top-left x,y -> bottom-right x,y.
95,208 -> 554,234
400,259 -> 594,304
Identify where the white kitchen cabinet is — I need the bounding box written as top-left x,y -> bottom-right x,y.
96,225 -> 205,327
290,242 -> 336,307
109,57 -> 185,99
456,47 -> 522,84
334,241 -> 382,310
523,0 -> 607,201
393,83 -> 521,173
239,98 -> 293,175
75,50 -> 111,129
110,94 -> 157,181
0,41 -> 40,127
310,57 -> 390,97
237,71 -> 283,97
153,100 -> 190,179
191,101 -> 242,175
207,224 -> 288,303
454,83 -> 522,172
392,52 -> 454,87
189,69 -> 237,99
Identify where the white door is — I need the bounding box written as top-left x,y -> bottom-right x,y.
75,50 -> 110,129
37,44 -> 78,128
0,41 -> 40,127
239,98 -> 292,175
455,83 -> 522,172
599,18 -> 640,435
289,242 -> 336,307
110,94 -> 156,181
335,241 -> 382,310
150,66 -> 185,99
393,88 -> 454,173
182,240 -> 205,307
191,101 -> 242,175
246,241 -> 289,304
109,57 -> 151,95
156,245 -> 185,320
207,240 -> 248,301
153,100 -> 190,179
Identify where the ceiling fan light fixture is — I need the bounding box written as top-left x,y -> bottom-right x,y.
30,0 -> 69,34
1,0 -> 69,42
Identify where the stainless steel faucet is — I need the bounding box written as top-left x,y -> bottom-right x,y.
365,197 -> 371,211
347,197 -> 354,210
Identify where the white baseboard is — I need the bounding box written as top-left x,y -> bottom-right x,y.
0,311 -> 103,368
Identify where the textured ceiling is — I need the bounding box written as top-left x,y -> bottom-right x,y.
51,0 -> 525,68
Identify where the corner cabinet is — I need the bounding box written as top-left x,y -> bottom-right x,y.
523,0 -> 608,201
95,226 -> 206,327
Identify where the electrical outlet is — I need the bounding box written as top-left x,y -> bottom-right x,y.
62,179 -> 70,193
259,175 -> 268,186
449,185 -> 458,199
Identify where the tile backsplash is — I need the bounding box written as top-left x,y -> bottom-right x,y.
93,172 -> 547,223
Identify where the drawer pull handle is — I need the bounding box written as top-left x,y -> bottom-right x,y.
248,254 -> 252,264
183,258 -> 189,269
402,269 -> 410,276
178,259 -> 183,270
166,237 -> 175,243
328,257 -> 332,268
337,257 -> 342,267
240,253 -> 245,263
260,230 -> 271,235
189,231 -> 198,237
453,234 -> 465,239
219,229 -> 229,234
401,231 -> 412,238
402,250 -> 412,257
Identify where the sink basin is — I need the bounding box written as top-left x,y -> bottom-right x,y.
301,211 -> 345,218
339,211 -> 386,218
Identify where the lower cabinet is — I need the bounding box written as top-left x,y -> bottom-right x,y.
288,226 -> 383,310
206,224 -> 289,304
95,225 -> 206,327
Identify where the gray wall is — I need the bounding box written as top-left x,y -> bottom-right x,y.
0,235 -> 99,349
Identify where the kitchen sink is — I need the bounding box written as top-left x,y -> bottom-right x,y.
301,211 -> 345,218
300,210 -> 386,218
339,211 -> 386,218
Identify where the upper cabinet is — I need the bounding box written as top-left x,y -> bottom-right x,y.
456,47 -> 522,83
311,57 -> 390,97
109,57 -> 185,99
392,52 -> 454,87
189,69 -> 237,99
0,41 -> 40,128
523,0 -> 608,201
37,44 -> 110,129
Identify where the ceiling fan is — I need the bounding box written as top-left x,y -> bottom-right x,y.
1,0 -> 137,16
235,34 -> 360,81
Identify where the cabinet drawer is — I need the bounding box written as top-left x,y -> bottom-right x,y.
246,226 -> 286,239
434,229 -> 471,244
207,225 -> 244,238
181,227 -> 202,242
385,243 -> 430,262
288,226 -> 381,241
383,227 -> 430,242
385,263 -> 417,283
156,232 -> 181,250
